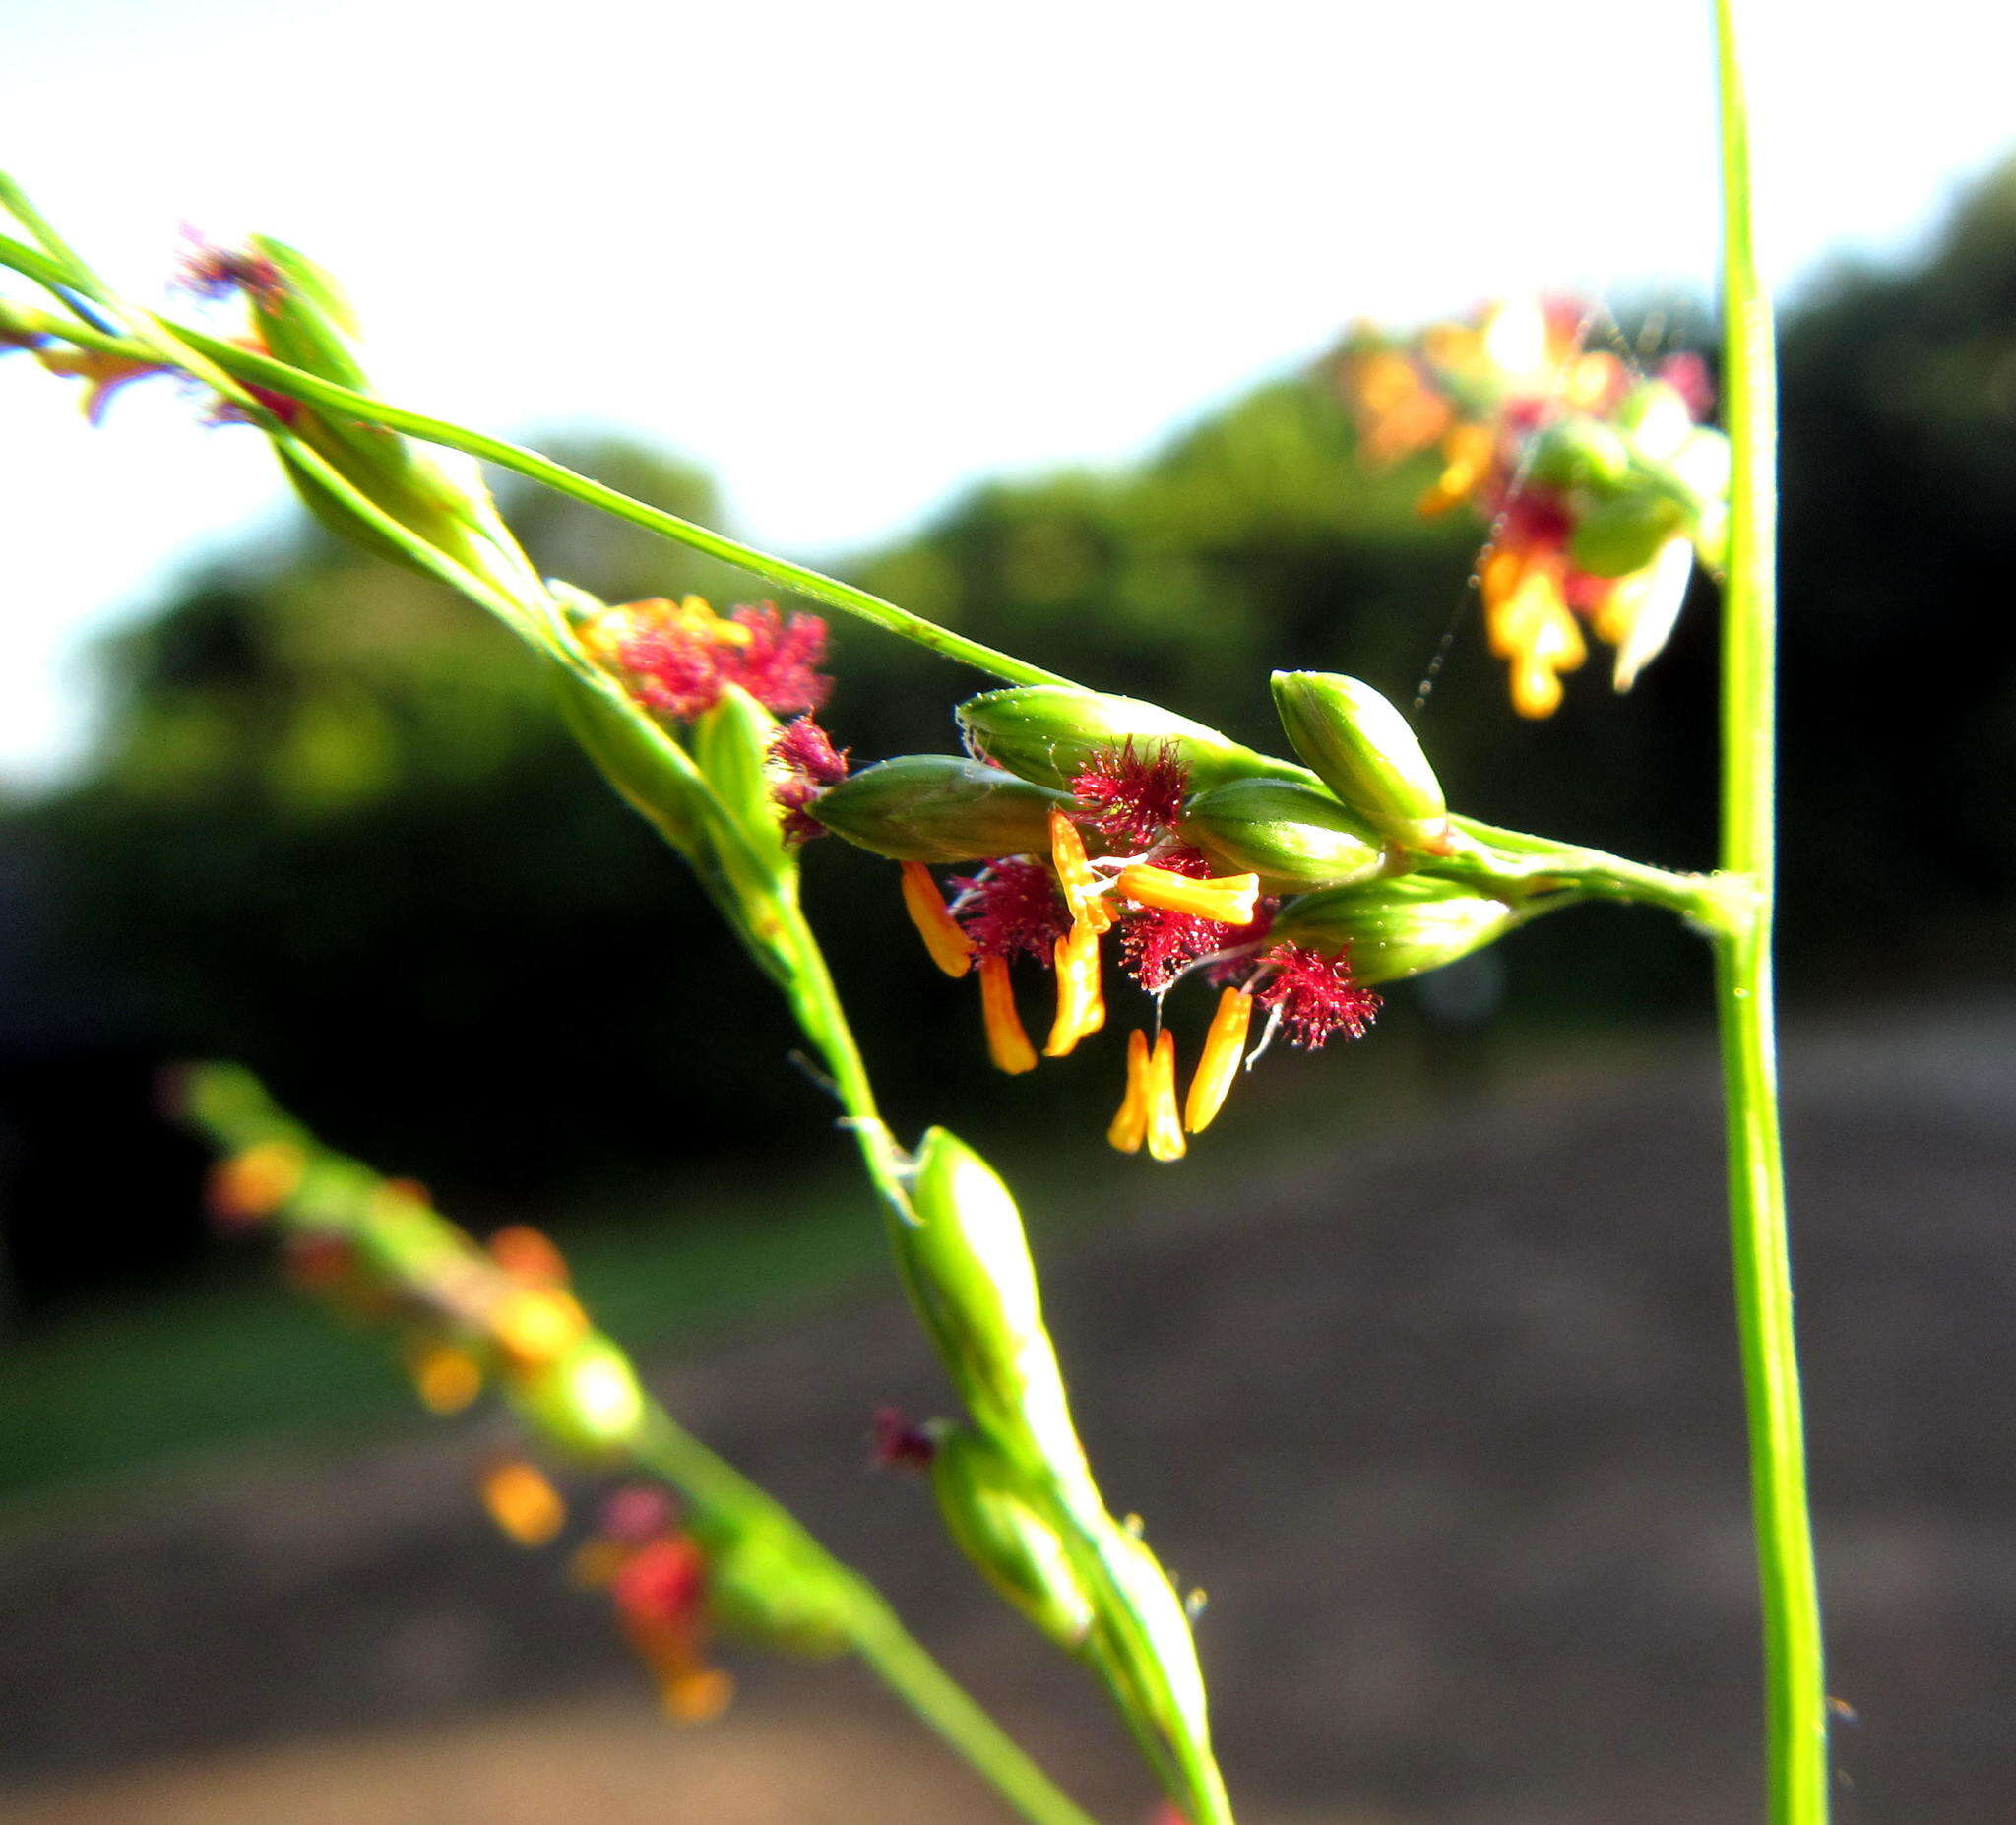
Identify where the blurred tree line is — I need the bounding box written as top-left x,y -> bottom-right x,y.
6,161 -> 2016,1306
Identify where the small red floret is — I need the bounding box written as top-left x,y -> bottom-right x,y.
621,603 -> 832,722
768,716 -> 850,844
612,1533 -> 708,1628
950,858 -> 1071,965
1070,739 -> 1190,847
870,1406 -> 936,1471
177,235 -> 285,303
600,1484 -> 679,1544
728,604 -> 833,717
1253,943 -> 1381,1049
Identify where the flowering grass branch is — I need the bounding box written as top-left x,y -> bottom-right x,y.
0,199 -> 1234,1820
174,1063 -> 1101,1825
0,9 -> 1825,1806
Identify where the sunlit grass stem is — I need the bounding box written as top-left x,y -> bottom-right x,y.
1713,3 -> 1828,1821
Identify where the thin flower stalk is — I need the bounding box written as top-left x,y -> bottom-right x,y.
176,1064 -> 1100,1825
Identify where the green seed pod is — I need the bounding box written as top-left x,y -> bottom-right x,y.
554,666 -> 708,861
1566,488 -> 1689,580
1269,672 -> 1449,852
900,1129 -> 1091,1492
930,1426 -> 1096,1652
704,1522 -> 852,1659
1178,779 -> 1394,891
1522,415 -> 1631,494
244,235 -> 371,393
1094,1524 -> 1213,1765
809,755 -> 1072,862
1615,377 -> 1696,462
692,683 -> 791,882
507,1334 -> 647,1457
957,686 -> 1301,795
1268,876 -> 1518,985
241,236 -> 541,604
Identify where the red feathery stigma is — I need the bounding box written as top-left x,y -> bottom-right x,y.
1657,351 -> 1715,420
871,1405 -> 937,1472
1070,739 -> 1190,847
768,716 -> 850,845
620,603 -> 832,722
600,1484 -> 679,1544
612,1532 -> 708,1628
177,236 -> 285,303
1207,902 -> 1279,986
1253,943 -> 1381,1049
1116,847 -> 1221,992
1121,909 -> 1227,993
725,603 -> 832,716
769,715 -> 850,784
951,858 -> 1071,965
1484,480 -> 1574,550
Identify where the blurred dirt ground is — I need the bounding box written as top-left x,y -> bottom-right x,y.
2,1003 -> 2013,1824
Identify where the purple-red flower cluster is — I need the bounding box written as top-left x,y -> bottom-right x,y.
894,737 -> 1379,1161
613,598 -> 832,723
769,716 -> 850,844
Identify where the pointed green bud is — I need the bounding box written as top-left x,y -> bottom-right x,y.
1269,672 -> 1449,852
243,235 -> 370,393
930,1426 -> 1096,1652
692,683 -> 791,884
704,1522 -> 852,1658
900,1129 -> 1092,1494
1523,416 -> 1631,495
1566,487 -> 1689,580
809,755 -> 1072,862
240,236 -> 542,608
507,1333 -> 647,1457
1095,1525 -> 1213,1764
1179,779 -> 1394,891
957,686 -> 1301,796
1615,378 -> 1696,463
554,664 -> 709,861
1268,876 -> 1518,985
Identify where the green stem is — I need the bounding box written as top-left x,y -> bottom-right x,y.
1439,814 -> 1735,926
1713,5 -> 1827,1821
0,280 -> 1075,692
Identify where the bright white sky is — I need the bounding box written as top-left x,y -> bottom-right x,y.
3,0 -> 2012,783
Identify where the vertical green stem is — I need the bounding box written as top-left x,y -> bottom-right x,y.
1713,4 -> 1828,1820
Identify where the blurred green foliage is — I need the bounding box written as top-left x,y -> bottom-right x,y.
16,161 -> 2016,1217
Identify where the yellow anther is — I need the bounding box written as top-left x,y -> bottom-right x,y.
478,1459 -> 567,1548
660,1665 -> 735,1723
207,1140 -> 306,1223
1107,1029 -> 1152,1154
1048,809 -> 1113,934
1044,916 -> 1106,1056
1144,1029 -> 1187,1163
569,1539 -> 629,1588
1184,986 -> 1254,1134
411,1343 -> 483,1415
490,1286 -> 590,1371
1417,422 -> 1494,518
977,954 -> 1038,1075
900,860 -> 976,977
1115,864 -> 1259,925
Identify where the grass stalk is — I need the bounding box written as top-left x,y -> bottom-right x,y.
1712,4 -> 1828,1819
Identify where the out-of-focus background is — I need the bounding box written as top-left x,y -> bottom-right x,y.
5,2 -> 2016,1820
